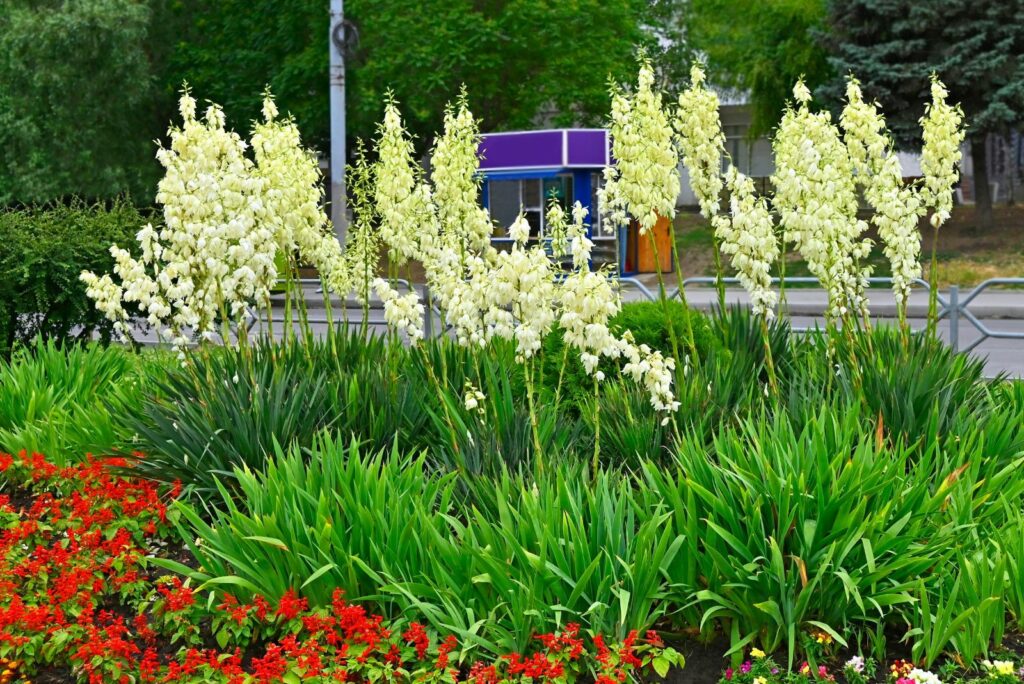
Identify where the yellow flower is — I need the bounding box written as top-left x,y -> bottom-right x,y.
755,677 -> 768,684
751,648 -> 766,659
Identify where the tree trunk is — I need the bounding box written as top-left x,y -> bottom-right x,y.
971,136 -> 994,230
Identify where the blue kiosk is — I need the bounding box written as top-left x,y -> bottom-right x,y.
477,129 -> 669,274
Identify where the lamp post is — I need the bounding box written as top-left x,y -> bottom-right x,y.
329,0 -> 347,243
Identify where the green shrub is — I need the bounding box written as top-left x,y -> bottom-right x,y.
124,340 -> 346,500
0,338 -> 162,462
173,435 -> 678,657
0,200 -> 144,354
541,300 -> 722,410
637,404 -> 1024,665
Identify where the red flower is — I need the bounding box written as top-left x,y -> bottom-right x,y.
403,622 -> 430,660
276,588 -> 309,621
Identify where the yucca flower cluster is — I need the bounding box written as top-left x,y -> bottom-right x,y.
374,96 -> 435,266
373,278 -> 425,343
82,91 -> 277,350
675,63 -> 726,222
82,90 -> 355,351
920,76 -> 966,229
251,94 -> 352,300
343,143 -> 384,306
370,95 -> 681,420
600,56 -> 680,235
714,168 -> 779,319
773,80 -> 872,321
550,202 -> 621,380
431,90 -> 494,255
840,79 -> 924,313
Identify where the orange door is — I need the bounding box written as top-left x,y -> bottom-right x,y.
636,215 -> 673,273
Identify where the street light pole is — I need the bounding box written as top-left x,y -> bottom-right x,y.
329,0 -> 347,243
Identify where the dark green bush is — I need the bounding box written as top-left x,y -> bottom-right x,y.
0,200 -> 143,354
541,300 -> 722,410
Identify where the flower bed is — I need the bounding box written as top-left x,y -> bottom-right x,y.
0,450 -> 681,683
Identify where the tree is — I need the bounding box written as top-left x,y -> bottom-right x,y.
685,0 -> 832,138
823,0 -> 1024,229
0,0 -> 168,204
165,0 -> 654,157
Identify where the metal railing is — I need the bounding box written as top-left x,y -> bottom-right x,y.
612,275 -> 1024,353
228,275 -> 1024,356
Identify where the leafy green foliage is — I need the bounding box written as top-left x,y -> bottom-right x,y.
0,338 -> 165,463
0,200 -> 144,353
7,302 -> 1024,667
174,435 -> 680,657
0,0 -> 167,203
124,341 -> 344,500
164,0 -> 653,155
686,0 -> 832,138
639,404 -> 1024,666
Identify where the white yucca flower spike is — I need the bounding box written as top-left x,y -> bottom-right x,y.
373,278 -> 424,344
840,78 -> 924,311
252,92 -> 350,298
463,381 -> 486,415
714,167 -> 779,318
920,75 -> 965,229
676,63 -> 726,221
772,79 -> 872,321
600,56 -> 680,235
431,90 -> 493,254
82,88 -> 276,349
374,97 -> 432,264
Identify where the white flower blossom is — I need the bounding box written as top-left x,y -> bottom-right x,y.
909,669 -> 943,684
373,278 -> 424,344
621,335 -> 680,415
772,79 -> 871,321
463,381 -> 486,414
82,89 -> 276,348
676,63 -> 726,220
981,661 -> 1015,678
431,91 -> 494,254
714,167 -> 778,318
251,92 -> 350,297
840,78 -> 924,310
600,57 -> 680,235
920,76 -> 965,229
374,97 -> 434,264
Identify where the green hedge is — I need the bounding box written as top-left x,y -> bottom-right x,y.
0,200 -> 142,354
541,299 -> 723,409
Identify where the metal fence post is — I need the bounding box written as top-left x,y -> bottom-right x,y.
948,285 -> 959,353
423,285 -> 434,339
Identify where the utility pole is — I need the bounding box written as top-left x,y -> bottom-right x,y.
329,0 -> 347,243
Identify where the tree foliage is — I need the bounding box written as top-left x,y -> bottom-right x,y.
685,0 -> 832,138
165,0 -> 653,156
0,0 -> 167,204
823,0 -> 1024,146
822,0 -> 1024,225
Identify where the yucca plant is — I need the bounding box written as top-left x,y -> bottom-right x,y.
835,325 -> 991,444
125,343 -> 340,500
0,338 -> 160,462
168,434 -> 681,659
639,405 -> 982,665
165,435 -> 457,611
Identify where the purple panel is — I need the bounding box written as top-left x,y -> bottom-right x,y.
567,130 -> 609,166
478,131 -> 564,169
